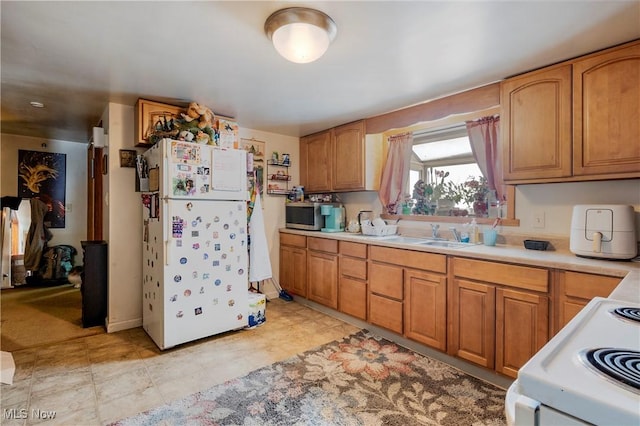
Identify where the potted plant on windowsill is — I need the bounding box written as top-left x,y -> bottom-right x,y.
452,176 -> 489,217
412,170 -> 463,215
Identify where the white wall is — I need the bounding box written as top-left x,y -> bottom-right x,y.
515,180 -> 640,238
101,103 -> 146,332
0,134 -> 88,255
237,128 -> 300,299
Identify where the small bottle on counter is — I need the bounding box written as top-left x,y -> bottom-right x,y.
470,218 -> 480,243
487,190 -> 499,218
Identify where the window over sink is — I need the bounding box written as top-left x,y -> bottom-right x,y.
382,108 -> 518,226
409,123 -> 489,217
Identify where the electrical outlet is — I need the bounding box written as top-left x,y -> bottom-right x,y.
533,211 -> 545,228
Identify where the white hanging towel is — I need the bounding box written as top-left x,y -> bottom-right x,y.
249,192 -> 272,282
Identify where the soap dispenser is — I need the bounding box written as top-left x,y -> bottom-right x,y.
470,219 -> 480,243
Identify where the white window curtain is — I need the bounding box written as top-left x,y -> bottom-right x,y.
378,132 -> 414,214
466,116 -> 505,202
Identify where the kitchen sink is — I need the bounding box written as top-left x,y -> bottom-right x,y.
374,236 -> 430,244
417,240 -> 475,249
345,233 -> 478,249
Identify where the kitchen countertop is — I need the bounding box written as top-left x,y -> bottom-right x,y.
280,228 -> 640,303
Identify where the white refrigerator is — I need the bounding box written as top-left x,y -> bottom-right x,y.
141,139 -> 248,349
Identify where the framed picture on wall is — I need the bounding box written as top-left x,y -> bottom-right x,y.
134,98 -> 185,147
17,150 -> 66,228
119,149 -> 137,167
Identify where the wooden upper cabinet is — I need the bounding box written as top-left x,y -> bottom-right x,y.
300,119 -> 382,193
573,41 -> 640,176
300,130 -> 332,192
333,120 -> 365,190
501,64 -> 572,181
501,40 -> 640,183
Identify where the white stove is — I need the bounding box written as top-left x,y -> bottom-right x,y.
507,297 -> 640,425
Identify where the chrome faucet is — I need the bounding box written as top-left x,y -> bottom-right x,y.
430,224 -> 440,238
450,227 -> 461,242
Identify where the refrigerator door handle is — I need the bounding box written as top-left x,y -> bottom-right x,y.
165,198 -> 170,266
163,146 -> 170,200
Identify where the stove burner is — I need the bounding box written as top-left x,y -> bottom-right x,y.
582,348 -> 640,393
612,307 -> 640,323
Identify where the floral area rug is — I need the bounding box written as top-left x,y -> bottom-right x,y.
111,330 -> 506,426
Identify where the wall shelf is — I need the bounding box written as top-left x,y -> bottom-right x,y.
266,159 -> 291,195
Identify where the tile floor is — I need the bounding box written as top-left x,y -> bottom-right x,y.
1,299 -> 360,426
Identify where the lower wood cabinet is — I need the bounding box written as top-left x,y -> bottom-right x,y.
496,287 -> 549,378
556,271 -> 621,332
279,233 -> 626,380
449,257 -> 550,378
404,269 -> 447,351
307,237 -> 339,309
279,233 -> 307,297
368,261 -> 404,333
449,278 -> 495,368
369,293 -> 403,334
369,246 -> 447,343
338,241 -> 368,320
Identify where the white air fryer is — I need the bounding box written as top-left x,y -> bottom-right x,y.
570,204 -> 638,260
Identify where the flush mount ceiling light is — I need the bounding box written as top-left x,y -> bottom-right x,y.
265,7 -> 337,64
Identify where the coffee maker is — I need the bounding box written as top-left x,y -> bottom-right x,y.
321,204 -> 345,233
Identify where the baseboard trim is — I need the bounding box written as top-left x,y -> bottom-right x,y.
106,317 -> 142,333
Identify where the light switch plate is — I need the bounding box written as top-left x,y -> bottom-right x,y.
533,210 -> 545,228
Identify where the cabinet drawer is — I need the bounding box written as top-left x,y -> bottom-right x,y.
563,272 -> 620,299
340,241 -> 367,258
280,233 -> 306,248
308,237 -> 338,253
370,246 -> 446,273
452,257 -> 548,292
340,257 -> 367,280
339,276 -> 367,320
369,293 -> 403,334
369,262 -> 403,299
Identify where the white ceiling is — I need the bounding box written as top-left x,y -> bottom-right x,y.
1,1 -> 639,144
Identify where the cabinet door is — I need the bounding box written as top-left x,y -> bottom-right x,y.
307,251 -> 338,308
300,130 -> 332,192
404,269 -> 447,351
573,42 -> 640,176
279,245 -> 307,298
333,120 -> 365,191
495,288 -> 549,378
450,278 -> 495,369
501,65 -> 572,181
556,271 -> 621,331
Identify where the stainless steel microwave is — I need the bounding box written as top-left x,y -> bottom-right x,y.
285,202 -> 341,231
